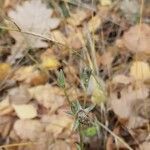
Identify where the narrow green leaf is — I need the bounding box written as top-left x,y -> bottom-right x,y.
57,69 -> 65,88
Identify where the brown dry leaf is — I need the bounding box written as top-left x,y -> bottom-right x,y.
88,15 -> 101,32
29,84 -> 64,112
130,61 -> 150,81
67,10 -> 89,26
0,97 -> 13,116
0,116 -> 13,135
67,31 -> 84,50
7,0 -> 60,62
0,63 -> 11,81
122,24 -> 150,54
51,30 -> 67,45
0,116 -> 13,138
127,116 -> 148,129
49,140 -> 71,150
110,85 -> 149,128
14,119 -> 44,140
112,74 -> 131,85
42,114 -> 73,138
140,142 -> 150,150
13,66 -> 48,86
100,51 -> 113,67
9,85 -> 32,104
13,103 -> 37,119
4,0 -> 18,10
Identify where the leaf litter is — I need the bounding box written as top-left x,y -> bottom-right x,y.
0,0 -> 149,149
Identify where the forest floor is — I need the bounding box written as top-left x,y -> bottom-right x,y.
0,0 -> 149,150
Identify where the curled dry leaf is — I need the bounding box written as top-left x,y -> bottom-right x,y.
122,24 -> 150,54
14,119 -> 44,140
13,66 -> 48,86
7,0 -> 60,62
110,85 -> 149,128
29,84 -> 64,112
0,97 -> 13,116
9,85 -> 32,104
130,61 -> 150,81
13,103 -> 37,119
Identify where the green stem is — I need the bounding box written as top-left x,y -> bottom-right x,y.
79,124 -> 84,150
64,88 -> 71,106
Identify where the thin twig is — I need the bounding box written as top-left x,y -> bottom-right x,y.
97,121 -> 133,150
0,142 -> 33,149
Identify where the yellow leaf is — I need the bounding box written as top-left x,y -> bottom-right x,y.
13,104 -> 37,119
0,63 -> 11,81
100,0 -> 112,6
41,57 -> 60,70
130,61 -> 150,81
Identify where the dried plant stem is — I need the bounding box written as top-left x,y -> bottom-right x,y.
97,121 -> 133,150
0,26 -> 64,46
63,88 -> 71,106
0,142 -> 33,149
79,124 -> 84,150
